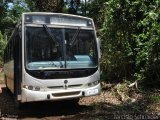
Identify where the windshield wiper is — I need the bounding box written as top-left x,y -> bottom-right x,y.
69,27 -> 81,46
43,25 -> 63,68
43,24 -> 59,46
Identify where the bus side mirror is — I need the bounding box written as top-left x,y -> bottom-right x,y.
97,38 -> 101,59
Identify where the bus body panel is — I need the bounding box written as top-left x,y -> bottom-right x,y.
21,84 -> 100,102
4,61 -> 14,92
20,68 -> 100,102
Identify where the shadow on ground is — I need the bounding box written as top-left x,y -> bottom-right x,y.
65,100 -> 159,120
0,87 -> 159,120
62,91 -> 160,120
0,87 -> 92,119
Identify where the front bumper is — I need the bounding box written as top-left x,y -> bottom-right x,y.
21,84 -> 101,103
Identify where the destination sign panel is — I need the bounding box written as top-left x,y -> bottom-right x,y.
24,14 -> 93,27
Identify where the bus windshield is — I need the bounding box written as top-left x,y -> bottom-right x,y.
25,26 -> 98,70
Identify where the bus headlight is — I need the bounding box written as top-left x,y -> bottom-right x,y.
35,86 -> 40,91
28,85 -> 33,90
23,85 -> 41,91
88,80 -> 99,87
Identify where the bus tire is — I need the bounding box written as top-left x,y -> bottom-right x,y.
15,100 -> 25,109
4,75 -> 9,91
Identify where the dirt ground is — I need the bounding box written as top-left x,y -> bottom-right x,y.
0,72 -> 160,120
0,85 -> 159,120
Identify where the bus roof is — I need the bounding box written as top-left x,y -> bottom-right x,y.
22,12 -> 93,21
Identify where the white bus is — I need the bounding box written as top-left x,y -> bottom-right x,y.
3,12 -> 101,105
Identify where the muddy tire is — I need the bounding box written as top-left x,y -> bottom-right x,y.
15,100 -> 26,109
4,75 -> 9,92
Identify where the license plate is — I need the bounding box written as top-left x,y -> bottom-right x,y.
87,89 -> 99,95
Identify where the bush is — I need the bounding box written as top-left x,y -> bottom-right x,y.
100,0 -> 160,87
0,31 -> 6,64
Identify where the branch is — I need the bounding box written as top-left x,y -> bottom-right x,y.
128,80 -> 138,89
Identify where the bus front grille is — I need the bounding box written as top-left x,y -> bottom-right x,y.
52,91 -> 81,97
48,86 -> 63,89
48,84 -> 82,89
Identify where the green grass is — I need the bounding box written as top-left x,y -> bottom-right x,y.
150,95 -> 160,103
0,72 -> 4,84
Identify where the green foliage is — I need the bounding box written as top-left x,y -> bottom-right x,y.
0,31 -> 6,64
150,95 -> 160,103
25,0 -> 64,12
135,1 -> 160,87
101,0 -> 138,82
0,0 -> 29,34
100,0 -> 160,87
0,0 -> 29,64
87,0 -> 106,28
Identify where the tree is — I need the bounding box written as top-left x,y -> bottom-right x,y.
0,0 -> 29,64
0,3 -> 4,14
101,0 -> 160,87
0,0 -> 29,34
66,0 -> 81,14
0,31 -> 6,64
86,0 -> 106,28
25,0 -> 64,12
